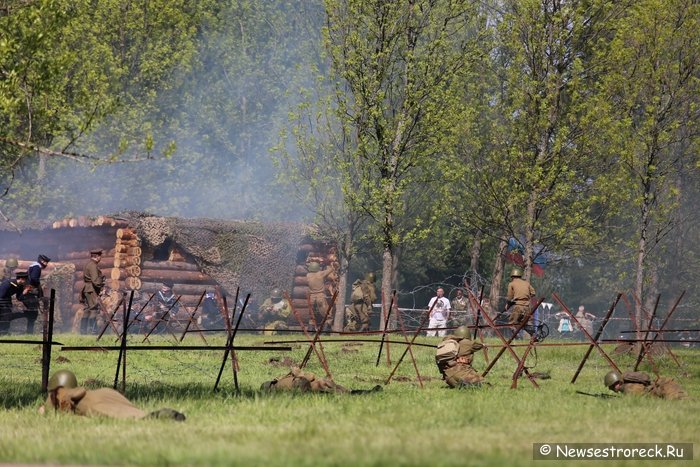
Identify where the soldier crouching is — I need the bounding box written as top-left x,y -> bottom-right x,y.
436,326 -> 487,388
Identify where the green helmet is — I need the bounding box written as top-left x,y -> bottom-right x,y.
5,258 -> 18,268
270,288 -> 282,299
47,370 -> 78,391
452,325 -> 470,339
365,272 -> 376,282
510,268 -> 523,278
604,371 -> 622,388
307,262 -> 320,272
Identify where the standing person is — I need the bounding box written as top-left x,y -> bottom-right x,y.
504,268 -> 535,327
2,258 -> 19,281
21,254 -> 50,334
575,305 -> 596,336
450,288 -> 469,327
306,262 -> 335,330
40,369 -> 185,420
427,287 -> 451,337
80,250 -> 105,334
0,271 -> 28,335
347,272 -> 377,332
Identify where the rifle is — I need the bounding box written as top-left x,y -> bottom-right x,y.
575,390 -> 617,399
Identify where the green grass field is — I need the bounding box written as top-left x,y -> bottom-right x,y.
1,333 -> 698,466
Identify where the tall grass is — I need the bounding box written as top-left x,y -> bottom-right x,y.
0,333 -> 698,466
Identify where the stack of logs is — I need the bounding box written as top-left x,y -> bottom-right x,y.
52,215 -> 122,229
112,228 -> 142,291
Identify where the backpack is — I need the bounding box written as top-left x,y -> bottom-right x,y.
435,338 -> 460,369
350,281 -> 364,302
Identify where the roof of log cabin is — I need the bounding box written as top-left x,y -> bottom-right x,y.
0,211 -> 321,300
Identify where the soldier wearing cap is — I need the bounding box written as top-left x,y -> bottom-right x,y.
0,271 -> 28,335
604,370 -> 688,400
436,326 -> 487,388
21,254 -> 50,334
504,267 -> 535,326
347,272 -> 377,332
79,250 -> 105,334
40,369 -> 185,420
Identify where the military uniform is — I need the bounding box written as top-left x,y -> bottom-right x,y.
437,337 -> 486,388
258,295 -> 291,335
506,275 -> 535,325
450,291 -> 469,327
610,371 -> 688,400
347,277 -> 377,332
262,367 -> 348,394
22,254 -> 50,334
306,263 -> 335,329
0,273 -> 26,335
80,251 -> 105,334
44,370 -> 185,420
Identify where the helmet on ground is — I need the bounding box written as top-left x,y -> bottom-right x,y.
307,262 -> 320,272
5,258 -> 18,268
452,325 -> 470,339
510,268 -> 523,278
604,371 -> 622,388
365,272 -> 376,282
270,288 -> 283,299
48,369 -> 78,391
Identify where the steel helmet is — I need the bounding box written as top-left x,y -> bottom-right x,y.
604,371 -> 622,388
5,258 -> 18,268
365,272 -> 376,282
510,268 -> 523,278
452,325 -> 470,339
270,288 -> 283,299
307,262 -> 320,272
47,369 -> 78,391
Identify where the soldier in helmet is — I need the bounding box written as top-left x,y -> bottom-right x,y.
0,271 -> 28,335
40,369 -> 186,420
2,258 -> 19,281
306,261 -> 336,330
604,370 -> 688,400
435,325 -> 487,388
504,267 -> 536,332
258,287 -> 291,335
347,272 -> 377,332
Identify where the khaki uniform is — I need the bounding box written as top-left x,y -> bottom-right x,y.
450,295 -> 469,326
81,259 -> 104,320
259,297 -> 291,335
618,372 -> 688,400
263,367 -> 348,394
506,277 -> 535,325
347,279 -> 376,331
46,386 -> 185,420
306,268 -> 334,328
437,338 -> 486,388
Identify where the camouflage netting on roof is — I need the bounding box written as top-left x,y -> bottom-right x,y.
121,212 -> 315,302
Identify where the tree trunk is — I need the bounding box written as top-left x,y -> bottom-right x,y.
489,238 -> 508,311
332,255 -> 349,333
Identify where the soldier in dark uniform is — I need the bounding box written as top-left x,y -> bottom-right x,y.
80,249 -> 105,334
0,271 -> 28,335
21,254 -> 50,334
604,371 -> 688,400
40,369 -> 185,420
